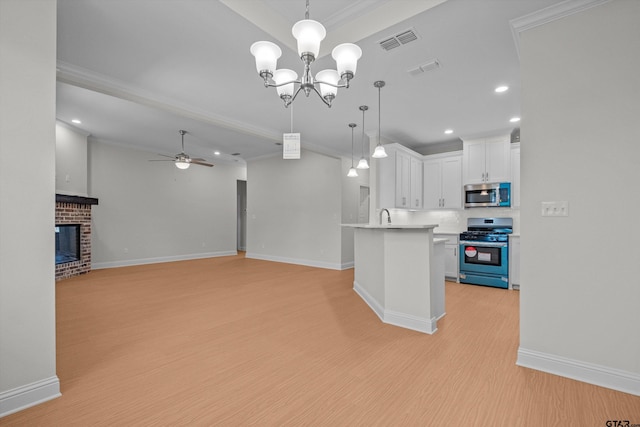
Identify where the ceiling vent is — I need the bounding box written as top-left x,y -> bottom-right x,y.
408,59 -> 441,76
378,28 -> 419,51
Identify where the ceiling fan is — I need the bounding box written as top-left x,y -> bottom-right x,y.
150,130 -> 214,169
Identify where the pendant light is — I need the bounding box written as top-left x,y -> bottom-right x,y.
356,105 -> 369,169
347,123 -> 358,177
372,80 -> 388,158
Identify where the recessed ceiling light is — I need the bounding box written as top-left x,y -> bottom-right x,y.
71,119 -> 81,124
444,129 -> 453,134
214,151 -> 221,156
510,117 -> 521,123
495,86 -> 509,93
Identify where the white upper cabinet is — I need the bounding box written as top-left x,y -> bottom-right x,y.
423,152 -> 462,209
463,135 -> 511,184
410,156 -> 423,210
378,144 -> 423,209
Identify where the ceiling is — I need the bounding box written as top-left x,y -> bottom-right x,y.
56,0 -> 564,165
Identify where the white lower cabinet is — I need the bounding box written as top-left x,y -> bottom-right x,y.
509,235 -> 520,290
435,234 -> 458,280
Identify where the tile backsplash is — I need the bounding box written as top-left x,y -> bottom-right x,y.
384,208 -> 520,234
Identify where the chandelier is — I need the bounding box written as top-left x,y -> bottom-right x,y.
250,0 -> 362,108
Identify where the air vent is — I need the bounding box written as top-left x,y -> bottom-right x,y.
408,59 -> 441,76
378,28 -> 419,51
231,153 -> 241,156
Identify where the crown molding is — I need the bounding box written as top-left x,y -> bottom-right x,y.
56,61 -> 282,144
56,119 -> 91,137
510,0 -> 612,58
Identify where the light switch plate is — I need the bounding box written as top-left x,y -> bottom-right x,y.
541,201 -> 569,216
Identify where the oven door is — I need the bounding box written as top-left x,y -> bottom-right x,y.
459,241 -> 509,288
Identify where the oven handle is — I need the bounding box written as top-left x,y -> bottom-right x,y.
460,241 -> 508,248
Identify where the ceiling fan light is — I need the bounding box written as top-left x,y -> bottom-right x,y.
357,157 -> 369,169
315,69 -> 339,99
372,145 -> 388,158
273,69 -> 298,98
332,43 -> 362,79
292,19 -> 326,59
347,167 -> 358,177
250,41 -> 282,76
175,161 -> 190,169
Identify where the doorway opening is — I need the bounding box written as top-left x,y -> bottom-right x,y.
237,180 -> 247,251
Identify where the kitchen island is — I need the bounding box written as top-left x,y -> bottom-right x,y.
342,224 -> 445,334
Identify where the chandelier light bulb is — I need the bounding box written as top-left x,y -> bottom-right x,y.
316,69 -> 339,103
291,19 -> 326,59
273,69 -> 298,99
250,41 -> 282,76
332,43 -> 362,80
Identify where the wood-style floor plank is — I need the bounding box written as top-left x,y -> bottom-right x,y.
3,254 -> 639,426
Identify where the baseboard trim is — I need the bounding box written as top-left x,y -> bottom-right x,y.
353,281 -> 384,321
385,309 -> 437,334
0,376 -> 61,418
353,281 -> 437,334
245,252 -> 345,270
517,347 -> 640,396
92,250 -> 237,270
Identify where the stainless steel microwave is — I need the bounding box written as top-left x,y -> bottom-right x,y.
464,182 -> 511,208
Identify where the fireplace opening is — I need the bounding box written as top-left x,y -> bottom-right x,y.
55,224 -> 81,264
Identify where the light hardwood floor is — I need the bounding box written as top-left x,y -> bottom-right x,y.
3,254 -> 639,426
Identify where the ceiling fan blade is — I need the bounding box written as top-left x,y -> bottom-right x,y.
148,159 -> 176,162
156,153 -> 177,159
191,158 -> 214,167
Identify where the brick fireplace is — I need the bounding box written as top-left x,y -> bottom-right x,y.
55,194 -> 98,280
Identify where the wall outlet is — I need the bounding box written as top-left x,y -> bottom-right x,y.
541,201 -> 569,216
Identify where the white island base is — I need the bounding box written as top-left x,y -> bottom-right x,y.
344,224 -> 446,334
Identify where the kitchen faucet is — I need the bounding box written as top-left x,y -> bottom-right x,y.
379,208 -> 391,225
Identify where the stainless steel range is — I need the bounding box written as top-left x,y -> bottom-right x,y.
459,217 -> 513,289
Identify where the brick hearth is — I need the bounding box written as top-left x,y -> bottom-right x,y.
55,194 -> 98,280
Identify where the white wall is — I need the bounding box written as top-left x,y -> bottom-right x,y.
518,0 -> 640,395
246,151 -> 344,269
0,0 -> 60,416
55,122 -> 89,196
341,157 -> 369,266
89,141 -> 245,268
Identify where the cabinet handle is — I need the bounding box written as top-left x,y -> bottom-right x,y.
403,197 -> 406,206
442,198 -> 445,207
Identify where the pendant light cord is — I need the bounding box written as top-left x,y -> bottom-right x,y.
290,102 -> 294,133
305,0 -> 309,19
378,86 -> 381,142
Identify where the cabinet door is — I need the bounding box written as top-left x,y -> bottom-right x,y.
441,156 -> 462,209
410,157 -> 423,209
509,236 -> 520,289
463,139 -> 487,184
422,158 -> 442,209
395,151 -> 411,208
484,136 -> 511,183
444,244 -> 458,280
